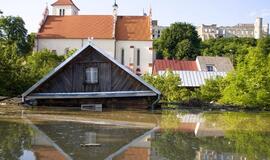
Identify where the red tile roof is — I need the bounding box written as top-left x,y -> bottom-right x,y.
116,16 -> 152,41
38,15 -> 151,41
153,59 -> 198,74
51,0 -> 79,10
38,16 -> 114,39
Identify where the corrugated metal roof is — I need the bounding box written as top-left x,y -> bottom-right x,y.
158,71 -> 227,87
153,60 -> 198,74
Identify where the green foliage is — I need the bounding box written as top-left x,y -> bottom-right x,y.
0,44 -> 64,96
201,37 -> 257,65
25,49 -> 64,81
199,77 -> 225,102
63,48 -> 78,60
143,71 -> 190,102
0,15 -> 32,54
199,37 -> 270,109
154,22 -> 201,60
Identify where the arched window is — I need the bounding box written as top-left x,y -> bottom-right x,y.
121,49 -> 125,65
136,49 -> 140,66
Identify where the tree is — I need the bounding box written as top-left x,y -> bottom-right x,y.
219,37 -> 270,108
0,15 -> 30,54
200,37 -> 257,65
199,77 -> 225,102
154,22 -> 201,60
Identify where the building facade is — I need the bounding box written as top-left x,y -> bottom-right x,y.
35,0 -> 154,74
152,20 -> 168,39
153,56 -> 234,87
197,17 -> 269,41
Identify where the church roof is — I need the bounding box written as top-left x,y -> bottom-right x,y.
38,15 -> 152,41
116,16 -> 152,41
38,15 -> 114,39
51,0 -> 79,10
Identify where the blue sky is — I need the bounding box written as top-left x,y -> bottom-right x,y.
0,0 -> 270,33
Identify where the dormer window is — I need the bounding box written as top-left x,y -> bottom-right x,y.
206,64 -> 216,72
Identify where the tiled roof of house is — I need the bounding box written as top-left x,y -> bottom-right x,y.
37,16 -> 114,39
51,0 -> 79,10
116,16 -> 152,41
153,59 -> 198,74
196,56 -> 234,72
38,15 -> 151,41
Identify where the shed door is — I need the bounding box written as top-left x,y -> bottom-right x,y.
72,63 -> 111,92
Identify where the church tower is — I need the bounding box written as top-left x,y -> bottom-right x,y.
51,0 -> 80,16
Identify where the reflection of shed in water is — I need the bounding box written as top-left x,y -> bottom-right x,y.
19,120 -> 72,160
22,43 -> 160,108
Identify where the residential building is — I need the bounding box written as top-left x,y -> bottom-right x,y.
197,17 -> 269,41
35,0 -> 154,74
153,56 -> 233,87
152,20 -> 168,39
23,43 -> 160,108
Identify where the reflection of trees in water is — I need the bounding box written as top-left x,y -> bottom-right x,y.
152,111 -> 270,160
204,112 -> 270,159
153,132 -> 198,160
0,120 -> 33,160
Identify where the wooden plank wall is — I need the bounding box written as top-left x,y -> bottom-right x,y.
33,46 -> 150,94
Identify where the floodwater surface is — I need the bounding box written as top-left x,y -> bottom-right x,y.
0,105 -> 269,160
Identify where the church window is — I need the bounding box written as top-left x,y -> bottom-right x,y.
121,49 -> 125,65
137,49 -> 140,66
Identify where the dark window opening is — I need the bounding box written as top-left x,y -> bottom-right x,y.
137,49 -> 140,66
121,49 -> 125,65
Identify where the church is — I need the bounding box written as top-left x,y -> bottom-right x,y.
35,0 -> 154,74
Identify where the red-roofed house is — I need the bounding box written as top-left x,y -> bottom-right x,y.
36,0 -> 153,74
152,59 -> 198,74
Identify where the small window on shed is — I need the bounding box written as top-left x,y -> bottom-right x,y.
85,67 -> 98,84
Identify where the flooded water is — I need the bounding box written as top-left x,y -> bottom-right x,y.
0,105 -> 269,160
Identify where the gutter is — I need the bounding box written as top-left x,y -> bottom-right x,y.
151,93 -> 161,110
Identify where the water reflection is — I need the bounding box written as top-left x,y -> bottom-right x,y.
154,111 -> 270,160
0,119 -> 33,160
113,111 -> 270,160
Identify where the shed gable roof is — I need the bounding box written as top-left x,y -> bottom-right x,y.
22,43 -> 160,98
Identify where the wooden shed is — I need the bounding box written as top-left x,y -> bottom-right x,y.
22,43 -> 160,108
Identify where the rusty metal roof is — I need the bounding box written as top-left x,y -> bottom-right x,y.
153,59 -> 198,74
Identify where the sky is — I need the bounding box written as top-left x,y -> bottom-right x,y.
0,0 -> 270,33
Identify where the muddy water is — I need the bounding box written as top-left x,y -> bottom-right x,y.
0,104 -> 269,160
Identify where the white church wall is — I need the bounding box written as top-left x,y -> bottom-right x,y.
115,41 -> 153,74
37,39 -> 115,57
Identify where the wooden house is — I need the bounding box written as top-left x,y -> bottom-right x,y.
22,43 -> 160,108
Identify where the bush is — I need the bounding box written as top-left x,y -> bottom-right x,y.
143,71 -> 190,102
